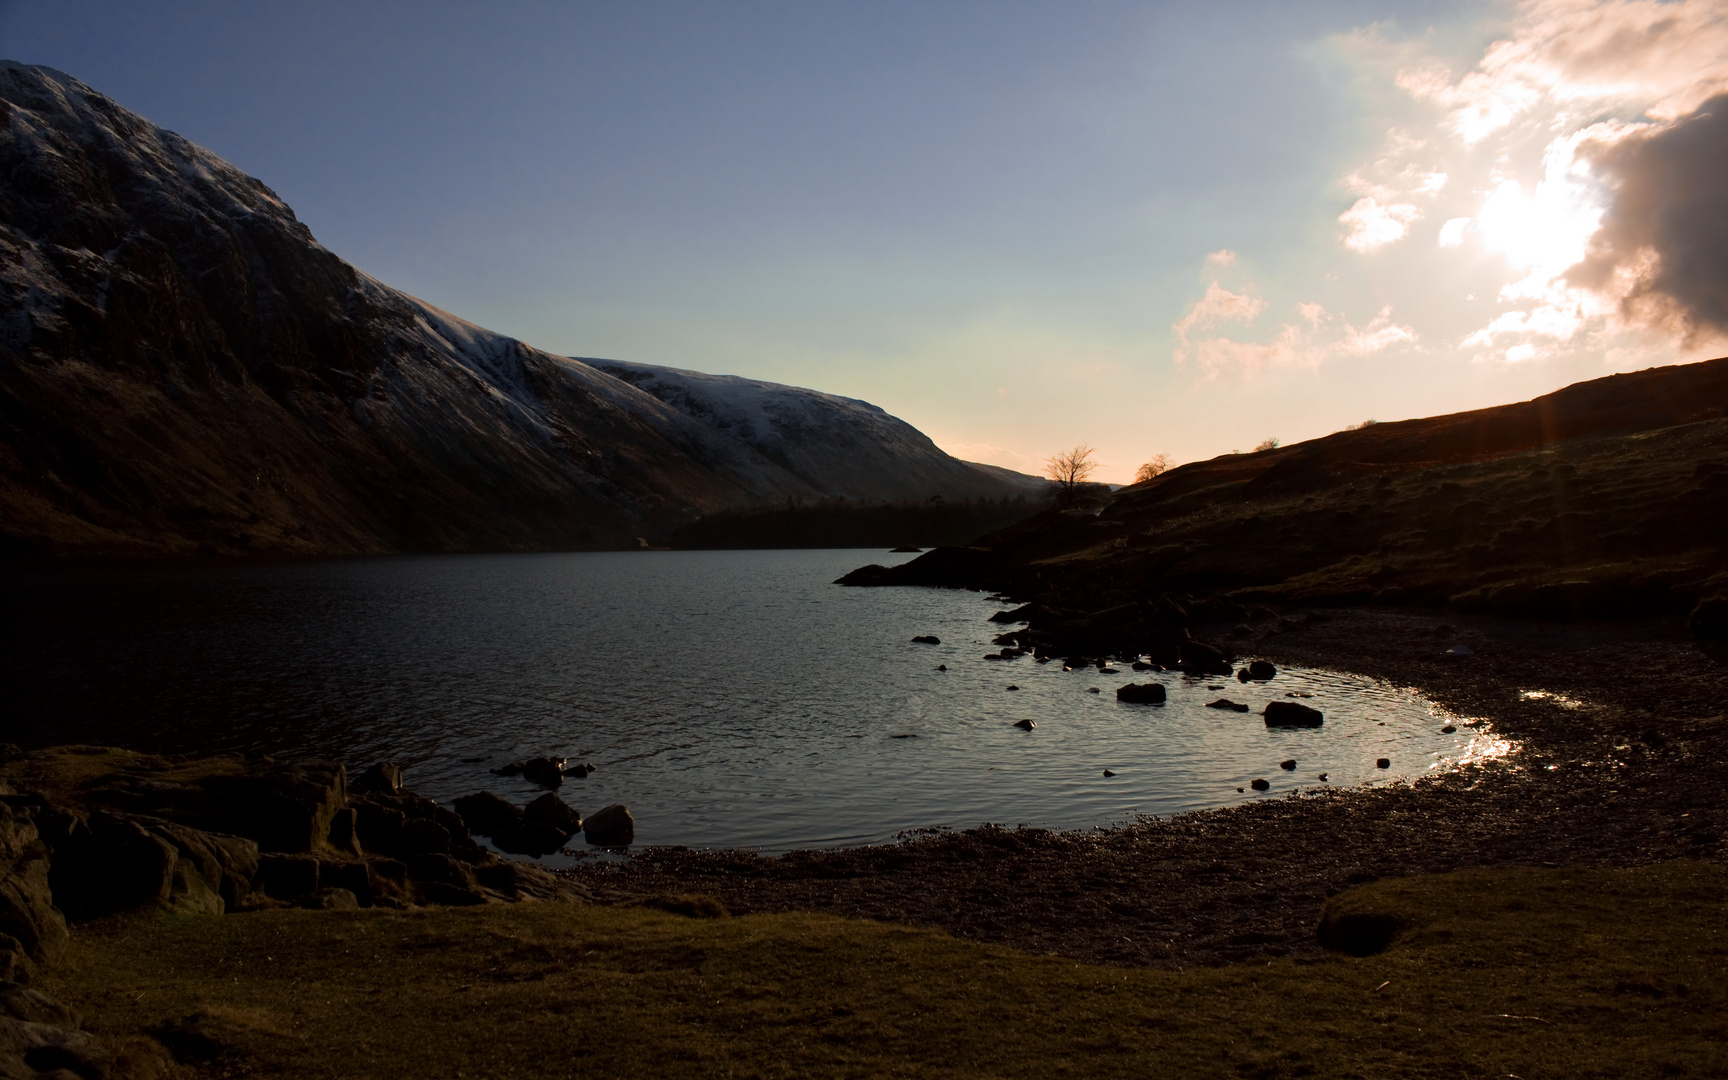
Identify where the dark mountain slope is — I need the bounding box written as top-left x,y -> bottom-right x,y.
0,61 -> 1032,556
844,359 -> 1728,640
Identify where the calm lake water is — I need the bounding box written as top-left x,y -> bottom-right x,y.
0,550 -> 1509,855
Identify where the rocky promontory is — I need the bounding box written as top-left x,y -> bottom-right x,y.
0,745 -> 594,1078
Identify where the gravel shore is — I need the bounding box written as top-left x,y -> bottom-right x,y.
564,607 -> 1728,967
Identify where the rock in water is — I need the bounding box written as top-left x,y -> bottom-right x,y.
1376,758 -> 1391,769
451,792 -> 523,838
1012,719 -> 1036,730
1250,778 -> 1271,791
583,805 -> 635,847
912,635 -> 941,644
1263,701 -> 1324,727
1279,759 -> 1297,770
520,757 -> 565,788
1238,660 -> 1277,681
523,792 -> 582,836
1205,699 -> 1251,712
1116,683 -> 1167,704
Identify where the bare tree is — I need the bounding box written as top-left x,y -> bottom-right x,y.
1253,437 -> 1281,452
1044,444 -> 1099,504
1133,454 -> 1174,484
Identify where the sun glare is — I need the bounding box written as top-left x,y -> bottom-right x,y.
1472,148 -> 1603,282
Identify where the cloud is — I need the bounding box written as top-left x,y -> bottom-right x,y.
1171,281 -> 1266,363
1399,0 -> 1728,138
1205,249 -> 1237,267
1339,196 -> 1422,251
1567,93 -> 1728,337
1341,0 -> 1728,362
1180,300 -> 1418,378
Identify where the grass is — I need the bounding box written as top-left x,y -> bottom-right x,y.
43,862 -> 1728,1079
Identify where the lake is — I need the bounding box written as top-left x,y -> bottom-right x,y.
0,550 -> 1508,856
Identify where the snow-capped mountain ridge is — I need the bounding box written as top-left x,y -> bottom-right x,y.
0,60 -> 1037,555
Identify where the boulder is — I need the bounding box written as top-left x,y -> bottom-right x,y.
0,805 -> 67,966
1279,759 -> 1297,771
203,759 -> 348,854
1205,699 -> 1250,713
326,807 -> 362,857
1177,641 -> 1234,675
397,817 -> 453,856
353,802 -> 407,852
1239,660 -> 1277,681
1116,683 -> 1167,704
911,635 -> 941,645
1249,778 -> 1271,791
299,887 -> 360,911
0,1014 -> 112,1080
47,812 -> 178,920
452,792 -> 524,838
523,792 -> 583,833
583,805 -> 635,847
0,984 -> 78,1027
1376,758 -> 1391,769
1263,702 -> 1324,728
254,854 -> 319,901
406,853 -> 477,889
351,762 -> 403,795
1012,719 -> 1036,730
520,758 -> 565,788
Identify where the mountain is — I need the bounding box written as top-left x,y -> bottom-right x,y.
587,359 -> 1046,504
0,61 -> 1038,557
843,358 -> 1728,638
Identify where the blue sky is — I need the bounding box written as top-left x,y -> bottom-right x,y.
4,0 -> 1722,481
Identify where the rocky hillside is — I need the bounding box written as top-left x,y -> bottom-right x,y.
0,61 -> 1034,557
843,358 -> 1728,647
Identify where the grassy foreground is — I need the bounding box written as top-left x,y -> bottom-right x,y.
45,863 -> 1728,1079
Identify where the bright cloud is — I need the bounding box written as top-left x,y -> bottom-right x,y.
1180,296 -> 1418,379
1343,0 -> 1728,362
1171,281 -> 1266,349
1339,196 -> 1422,251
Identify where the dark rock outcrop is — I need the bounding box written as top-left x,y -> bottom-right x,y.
1263,702 -> 1324,728
1115,683 -> 1167,704
582,804 -> 634,847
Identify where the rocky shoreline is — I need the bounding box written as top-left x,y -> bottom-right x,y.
561,605 -> 1728,968
0,749 -> 598,1079
2,606 -> 1723,1076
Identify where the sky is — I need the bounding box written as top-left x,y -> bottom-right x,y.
3,0 -> 1725,483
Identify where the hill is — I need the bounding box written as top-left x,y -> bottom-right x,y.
842,358 -> 1728,645
0,61 -> 1033,557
